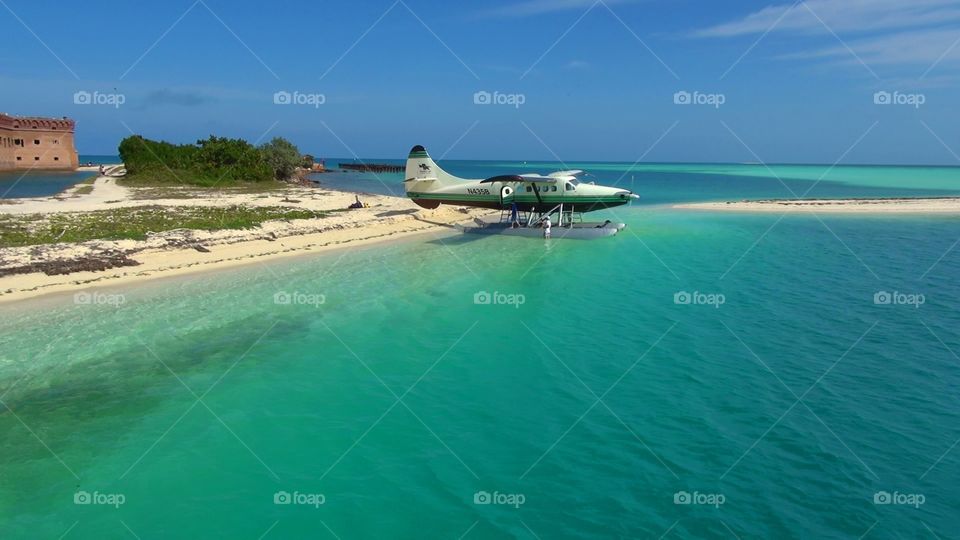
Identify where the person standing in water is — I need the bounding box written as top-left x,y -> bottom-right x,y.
543,216 -> 552,238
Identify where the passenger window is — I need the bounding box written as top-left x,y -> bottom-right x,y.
566,183 -> 575,191
551,185 -> 557,192
525,186 -> 532,192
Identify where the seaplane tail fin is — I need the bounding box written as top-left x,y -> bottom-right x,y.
405,145 -> 462,187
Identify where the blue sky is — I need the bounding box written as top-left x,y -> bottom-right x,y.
2,0 -> 959,164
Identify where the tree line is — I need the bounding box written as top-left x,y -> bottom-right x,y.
118,135 -> 305,185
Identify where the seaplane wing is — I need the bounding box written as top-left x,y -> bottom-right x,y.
547,170 -> 585,178
479,174 -> 556,184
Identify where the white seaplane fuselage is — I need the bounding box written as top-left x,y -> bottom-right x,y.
402,145 -> 638,213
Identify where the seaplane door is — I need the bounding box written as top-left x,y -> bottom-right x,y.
500,185 -> 515,206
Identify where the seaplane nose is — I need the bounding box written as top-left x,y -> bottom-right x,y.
617,190 -> 639,199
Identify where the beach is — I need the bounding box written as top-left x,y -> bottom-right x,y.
0,175 -> 492,303
675,197 -> 960,213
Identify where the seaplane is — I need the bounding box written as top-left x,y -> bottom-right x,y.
403,145 -> 638,239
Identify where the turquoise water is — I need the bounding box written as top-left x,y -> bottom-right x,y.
77,155 -> 121,166
317,159 -> 960,203
2,164 -> 960,538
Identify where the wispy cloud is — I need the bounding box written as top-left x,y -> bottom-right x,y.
690,0 -> 960,74
565,59 -> 590,69
778,27 -> 960,66
692,0 -> 960,38
476,0 -> 638,19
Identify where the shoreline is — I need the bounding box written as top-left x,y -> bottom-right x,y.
0,222 -> 465,306
0,175 -> 492,305
674,197 -> 960,214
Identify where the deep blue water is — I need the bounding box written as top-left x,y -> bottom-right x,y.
0,170 -> 96,200
0,155 -> 117,200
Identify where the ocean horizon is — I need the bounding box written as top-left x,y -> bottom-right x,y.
6,158 -> 960,201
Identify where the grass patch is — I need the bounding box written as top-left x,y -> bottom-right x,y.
119,170 -> 295,196
0,205 -> 327,248
126,183 -> 295,201
118,168 -> 287,189
73,185 -> 94,195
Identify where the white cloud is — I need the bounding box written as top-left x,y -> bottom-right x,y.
779,28 -> 960,67
692,0 -> 960,38
689,0 -> 960,73
565,59 -> 590,69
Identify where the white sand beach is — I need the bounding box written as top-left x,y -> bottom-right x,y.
0,175 -> 493,303
675,198 -> 960,213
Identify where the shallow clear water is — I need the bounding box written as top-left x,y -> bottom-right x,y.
0,170 -> 96,200
0,156 -> 117,200
1,163 -> 959,538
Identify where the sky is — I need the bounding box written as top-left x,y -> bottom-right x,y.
1,0 -> 959,164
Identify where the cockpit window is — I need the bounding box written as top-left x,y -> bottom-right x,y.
569,178 -> 580,186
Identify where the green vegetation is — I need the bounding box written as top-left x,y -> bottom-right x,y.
260,137 -> 302,180
118,134 -> 304,187
0,205 -> 327,248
